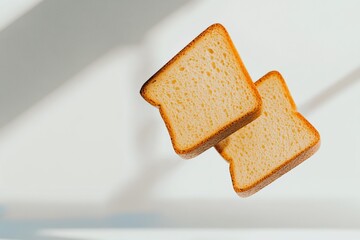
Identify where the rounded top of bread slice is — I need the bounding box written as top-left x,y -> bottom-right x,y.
141,24 -> 262,158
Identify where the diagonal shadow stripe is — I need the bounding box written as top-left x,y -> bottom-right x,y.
299,65 -> 360,115
0,0 -> 189,130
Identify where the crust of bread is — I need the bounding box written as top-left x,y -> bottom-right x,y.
216,71 -> 321,196
140,23 -> 262,158
230,133 -> 320,197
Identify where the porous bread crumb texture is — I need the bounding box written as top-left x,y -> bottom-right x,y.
141,24 -> 261,157
216,71 -> 320,196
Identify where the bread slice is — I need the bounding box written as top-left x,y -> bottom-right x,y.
140,24 -> 262,158
215,71 -> 320,197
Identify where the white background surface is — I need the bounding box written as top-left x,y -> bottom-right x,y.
0,0 -> 360,239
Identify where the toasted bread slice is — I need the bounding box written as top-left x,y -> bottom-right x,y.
141,24 -> 262,158
216,71 -> 320,197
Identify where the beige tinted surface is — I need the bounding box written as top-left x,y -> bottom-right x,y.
217,73 -> 319,189
143,25 -> 259,151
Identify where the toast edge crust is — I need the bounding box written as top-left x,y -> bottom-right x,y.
231,132 -> 320,197
140,23 -> 226,107
216,71 -> 321,196
177,102 -> 262,158
140,23 -> 262,158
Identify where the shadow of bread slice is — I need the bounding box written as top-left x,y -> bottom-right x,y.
216,71 -> 320,197
140,24 -> 262,158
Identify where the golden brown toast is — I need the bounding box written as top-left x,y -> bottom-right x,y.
216,71 -> 320,197
141,24 -> 262,158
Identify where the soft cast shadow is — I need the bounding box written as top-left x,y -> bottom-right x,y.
299,65 -> 360,115
0,0 -> 190,237
0,0 -> 190,129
